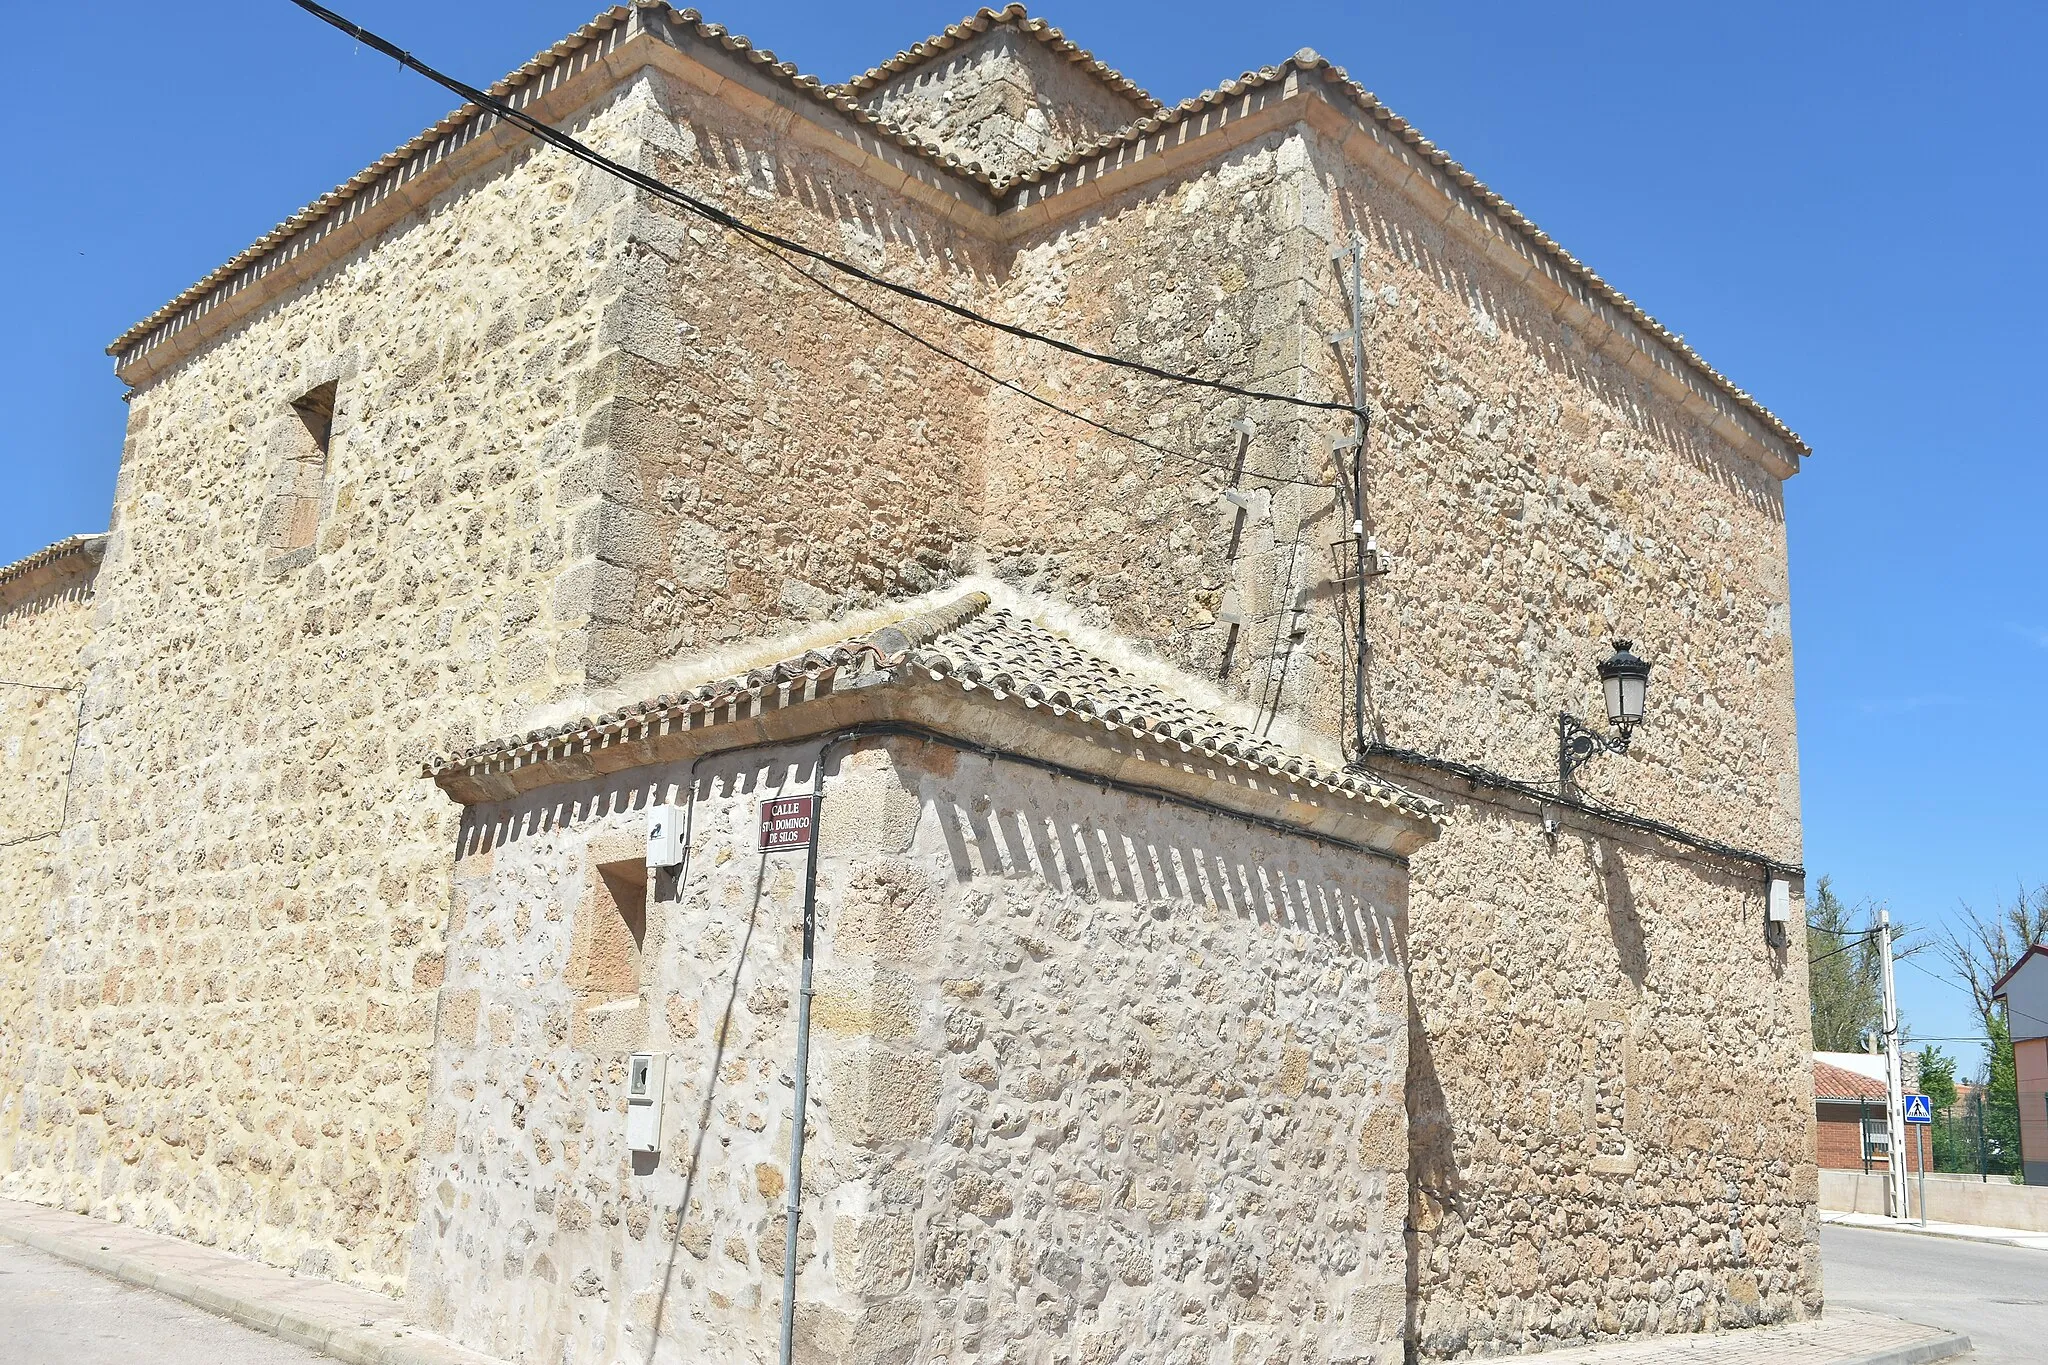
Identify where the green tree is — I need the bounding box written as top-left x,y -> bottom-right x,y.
1985,1009 -> 2023,1180
1929,881 -> 2044,1182
1918,1045 -> 1970,1171
1807,879 -> 1897,1051
1918,1045 -> 1957,1110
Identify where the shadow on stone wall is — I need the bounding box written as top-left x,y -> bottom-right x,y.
1594,836 -> 1651,989
1403,975 -> 1464,1362
918,773 -> 1404,963
638,806 -> 770,1362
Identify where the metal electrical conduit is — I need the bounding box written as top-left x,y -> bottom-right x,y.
0,678 -> 87,850
1357,739 -> 1805,881
645,718 -> 1413,1365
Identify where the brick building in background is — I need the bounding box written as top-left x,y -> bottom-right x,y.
1811,1053 -> 1926,1176
0,5 -> 1818,1361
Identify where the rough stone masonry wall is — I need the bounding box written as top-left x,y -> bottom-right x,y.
983,125 -> 1350,757
980,116 -> 1814,1354
853,26 -> 1149,182
0,553 -> 100,1178
586,67 -> 998,688
0,88 -> 650,1291
1398,795 -> 1817,1355
409,734 -> 1412,1365
1311,131 -> 1815,1356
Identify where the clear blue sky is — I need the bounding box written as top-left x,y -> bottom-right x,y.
7,3 -> 2042,1068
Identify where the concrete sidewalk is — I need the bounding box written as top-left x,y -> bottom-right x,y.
0,1195 -> 1973,1365
1523,1308 -> 1969,1364
1823,1208 -> 2048,1252
0,1198 -> 502,1365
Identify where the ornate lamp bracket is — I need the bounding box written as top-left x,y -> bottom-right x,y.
1558,711 -> 1635,789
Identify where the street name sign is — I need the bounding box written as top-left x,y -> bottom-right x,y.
759,795 -> 816,852
1902,1093 -> 1932,1124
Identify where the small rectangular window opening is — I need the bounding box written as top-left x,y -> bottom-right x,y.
599,861 -> 649,957
292,381 -> 337,464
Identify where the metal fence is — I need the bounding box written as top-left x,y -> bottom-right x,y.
1928,1090 -> 2027,1181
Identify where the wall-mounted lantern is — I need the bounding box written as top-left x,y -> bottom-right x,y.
1558,640 -> 1651,787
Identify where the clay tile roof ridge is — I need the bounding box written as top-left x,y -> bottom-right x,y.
0,533 -> 109,588
899,602 -> 1438,818
425,588 -> 1442,821
830,4 -> 1162,114
108,3 -> 1016,363
1003,51 -> 1806,459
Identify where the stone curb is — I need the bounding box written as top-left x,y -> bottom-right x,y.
0,1210 -> 501,1365
1868,1222 -> 2048,1251
1832,1330 -> 1974,1365
1823,1212 -> 2048,1252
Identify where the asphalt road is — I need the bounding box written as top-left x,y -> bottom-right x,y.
0,1237 -> 323,1365
1821,1223 -> 2047,1364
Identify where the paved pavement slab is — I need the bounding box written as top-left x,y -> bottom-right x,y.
1508,1305 -> 1966,1365
0,1195 -> 1988,1365
0,1238 -> 326,1365
0,1198 -> 502,1365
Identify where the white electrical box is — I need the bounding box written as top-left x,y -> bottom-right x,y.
1767,878 -> 1792,924
626,1052 -> 665,1154
646,801 -> 684,869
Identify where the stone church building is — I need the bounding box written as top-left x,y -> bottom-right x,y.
0,5 -> 1819,1362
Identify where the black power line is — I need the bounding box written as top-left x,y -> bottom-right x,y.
1807,930 -> 1879,966
776,255 -> 1339,488
287,1 -> 1362,433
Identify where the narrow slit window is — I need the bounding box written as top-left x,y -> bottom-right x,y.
264,381 -> 339,554
292,381 -> 337,463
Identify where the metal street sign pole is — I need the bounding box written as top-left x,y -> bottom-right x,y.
1917,1121 -> 1927,1226
1902,1091 -> 1932,1226
770,783 -> 822,1365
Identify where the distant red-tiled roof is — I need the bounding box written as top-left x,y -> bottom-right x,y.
1814,1059 -> 1886,1102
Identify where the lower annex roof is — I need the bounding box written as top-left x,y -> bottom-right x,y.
428,590 -> 1443,830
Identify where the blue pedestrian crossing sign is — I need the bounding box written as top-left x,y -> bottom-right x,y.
1902,1093 -> 1933,1124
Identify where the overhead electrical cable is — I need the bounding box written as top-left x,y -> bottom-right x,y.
287,1 -> 1362,425
1807,930 -> 1880,966
772,254 -> 1340,488
1897,955 -> 2048,1034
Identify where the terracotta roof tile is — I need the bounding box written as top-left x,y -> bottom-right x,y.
428,590 -> 1442,821
0,534 -> 107,589
1813,1059 -> 1887,1102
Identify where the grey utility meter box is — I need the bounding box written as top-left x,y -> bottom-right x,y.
1767,878 -> 1792,924
626,1052 -> 665,1154
646,802 -> 685,869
